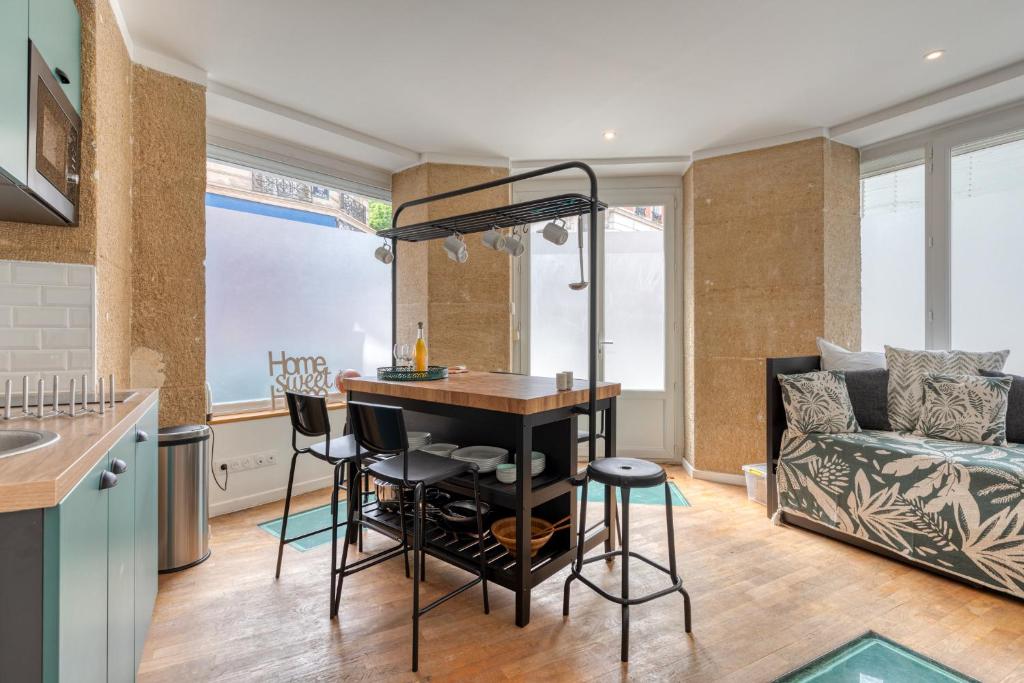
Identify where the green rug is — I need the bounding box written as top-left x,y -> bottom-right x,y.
258,501 -> 349,552
775,632 -> 978,682
586,480 -> 689,506
259,481 -> 688,551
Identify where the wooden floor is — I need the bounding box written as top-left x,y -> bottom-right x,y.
138,468 -> 1024,682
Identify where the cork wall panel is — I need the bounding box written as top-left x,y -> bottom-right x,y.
0,0 -> 96,264
130,65 -> 206,427
392,165 -> 429,345
392,163 -> 512,372
92,0 -> 133,380
425,164 -> 510,371
682,170 -> 696,465
687,138 -> 859,476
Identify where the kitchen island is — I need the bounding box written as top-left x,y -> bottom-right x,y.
344,371 -> 620,627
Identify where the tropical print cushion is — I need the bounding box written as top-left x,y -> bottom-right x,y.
915,373 -> 1012,446
778,429 -> 1024,599
778,370 -> 860,434
884,346 -> 1010,432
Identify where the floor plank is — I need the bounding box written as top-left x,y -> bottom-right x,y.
138,468 -> 1024,682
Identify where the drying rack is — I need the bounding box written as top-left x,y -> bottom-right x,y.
382,161 -> 608,460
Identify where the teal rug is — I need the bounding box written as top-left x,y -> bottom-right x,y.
775,632 -> 977,682
258,501 -> 349,552
259,481 -> 688,551
586,480 -> 689,507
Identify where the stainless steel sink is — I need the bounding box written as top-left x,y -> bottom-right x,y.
0,429 -> 60,459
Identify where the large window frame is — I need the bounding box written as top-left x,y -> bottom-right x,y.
204,145 -> 392,415
860,101 -> 1024,351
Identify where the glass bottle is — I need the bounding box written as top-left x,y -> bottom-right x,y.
414,322 -> 428,371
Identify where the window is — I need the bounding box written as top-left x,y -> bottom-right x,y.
205,159 -> 392,409
951,136 -> 1024,374
860,165 -> 926,351
859,105 -> 1024,370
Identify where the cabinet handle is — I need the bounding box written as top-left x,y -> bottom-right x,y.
111,458 -> 128,474
137,430 -> 149,443
55,67 -> 70,84
100,471 -> 118,490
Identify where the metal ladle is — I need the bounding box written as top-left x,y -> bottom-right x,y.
569,217 -> 589,290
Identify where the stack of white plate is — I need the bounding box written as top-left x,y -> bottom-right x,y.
528,450 -> 546,476
450,446 -> 509,473
407,431 -> 431,450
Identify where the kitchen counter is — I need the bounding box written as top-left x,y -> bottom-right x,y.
0,388 -> 158,512
344,371 -> 620,415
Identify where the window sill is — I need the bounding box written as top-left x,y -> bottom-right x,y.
209,400 -> 347,426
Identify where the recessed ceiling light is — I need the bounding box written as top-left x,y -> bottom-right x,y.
924,50 -> 945,61
603,129 -> 617,141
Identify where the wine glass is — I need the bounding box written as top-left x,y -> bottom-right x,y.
393,343 -> 411,368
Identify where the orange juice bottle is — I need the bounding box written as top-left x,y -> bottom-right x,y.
414,322 -> 428,371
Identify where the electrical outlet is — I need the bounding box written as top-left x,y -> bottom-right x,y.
254,453 -> 267,467
266,454 -> 278,466
227,459 -> 242,472
240,456 -> 254,470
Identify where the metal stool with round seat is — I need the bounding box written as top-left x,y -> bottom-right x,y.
562,457 -> 692,662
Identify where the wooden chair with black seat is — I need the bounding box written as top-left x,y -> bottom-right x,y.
337,401 -> 490,672
276,391 -> 406,618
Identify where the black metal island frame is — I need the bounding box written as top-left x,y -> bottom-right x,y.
348,162 -> 617,627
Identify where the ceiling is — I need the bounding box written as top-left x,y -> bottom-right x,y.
120,0 -> 1024,172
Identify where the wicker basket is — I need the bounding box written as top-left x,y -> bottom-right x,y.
490,516 -> 571,558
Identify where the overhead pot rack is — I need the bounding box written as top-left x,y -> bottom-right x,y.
385,161 -> 608,462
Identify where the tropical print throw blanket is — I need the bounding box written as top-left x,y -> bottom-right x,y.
778,429 -> 1024,599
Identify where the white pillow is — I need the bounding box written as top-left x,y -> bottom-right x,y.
816,338 -> 885,371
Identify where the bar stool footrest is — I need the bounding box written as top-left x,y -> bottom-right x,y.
573,549 -> 685,606
418,576 -> 483,617
336,540 -> 407,577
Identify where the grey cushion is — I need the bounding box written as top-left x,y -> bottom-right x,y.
843,369 -> 890,431
980,369 -> 1024,444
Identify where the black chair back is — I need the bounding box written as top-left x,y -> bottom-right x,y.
286,392 -> 331,453
347,401 -> 408,454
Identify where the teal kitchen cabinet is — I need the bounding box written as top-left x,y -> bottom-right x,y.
106,431 -> 137,683
29,0 -> 81,113
43,451 -> 113,683
0,0 -> 29,183
133,403 -> 160,672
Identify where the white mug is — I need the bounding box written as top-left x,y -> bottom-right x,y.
542,220 -> 569,246
481,228 -> 507,251
503,234 -> 525,257
443,233 -> 469,263
556,371 -> 574,391
374,244 -> 394,264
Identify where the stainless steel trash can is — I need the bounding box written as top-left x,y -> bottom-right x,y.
158,424 -> 212,572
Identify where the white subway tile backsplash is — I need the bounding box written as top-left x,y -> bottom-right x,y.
67,265 -> 93,286
1,260 -> 95,380
43,328 -> 91,349
14,306 -> 68,327
43,286 -> 92,307
12,262 -> 67,285
68,308 -> 91,328
0,329 -> 41,349
0,284 -> 42,306
12,350 -> 67,371
68,350 -> 92,370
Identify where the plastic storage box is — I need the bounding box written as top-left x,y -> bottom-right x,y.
742,463 -> 768,505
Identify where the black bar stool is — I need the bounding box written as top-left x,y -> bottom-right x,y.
277,392 -> 401,618
563,457 -> 692,662
338,401 -> 490,672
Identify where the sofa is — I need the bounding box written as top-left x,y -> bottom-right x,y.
766,355 -> 1024,600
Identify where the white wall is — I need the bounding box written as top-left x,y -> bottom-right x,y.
208,408 -> 347,517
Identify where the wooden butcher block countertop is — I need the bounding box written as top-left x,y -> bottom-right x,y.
0,388 -> 158,513
345,371 -> 620,415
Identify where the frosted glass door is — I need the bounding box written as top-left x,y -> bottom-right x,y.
951,136 -> 1024,374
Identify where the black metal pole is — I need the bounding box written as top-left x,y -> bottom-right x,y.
586,168 -> 598,467
391,237 -> 398,360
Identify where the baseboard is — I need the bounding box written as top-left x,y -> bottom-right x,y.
680,458 -> 745,486
210,475 -> 335,518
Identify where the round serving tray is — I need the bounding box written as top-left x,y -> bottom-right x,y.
377,366 -> 449,381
